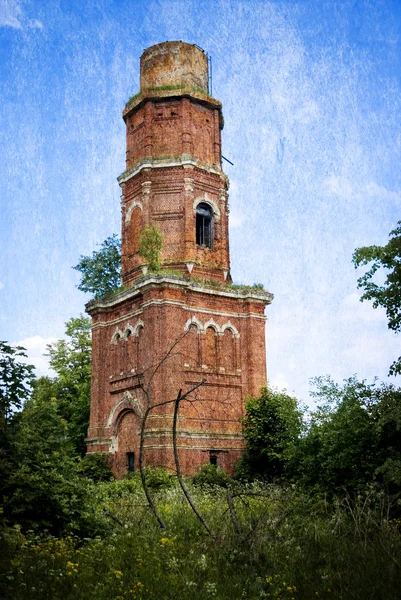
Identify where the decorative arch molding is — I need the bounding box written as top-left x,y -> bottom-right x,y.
221,321 -> 240,338
110,328 -> 124,344
107,391 -> 144,433
133,319 -> 144,336
184,316 -> 204,334
125,200 -> 143,224
122,319 -> 144,339
123,323 -> 135,338
183,317 -> 240,338
111,320 -> 145,343
193,195 -> 221,221
204,318 -> 222,335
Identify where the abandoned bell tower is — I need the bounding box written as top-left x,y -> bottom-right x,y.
86,41 -> 273,475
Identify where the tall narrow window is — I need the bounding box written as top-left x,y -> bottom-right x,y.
127,452 -> 135,473
205,327 -> 218,367
196,203 -> 213,248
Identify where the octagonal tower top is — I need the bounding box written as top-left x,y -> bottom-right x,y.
140,41 -> 208,93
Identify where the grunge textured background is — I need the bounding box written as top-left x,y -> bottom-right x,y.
1,0 -> 400,402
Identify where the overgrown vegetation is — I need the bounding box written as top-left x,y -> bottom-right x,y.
2,224 -> 401,598
73,234 -> 121,299
2,480 -> 401,600
139,226 -> 163,272
353,220 -> 401,375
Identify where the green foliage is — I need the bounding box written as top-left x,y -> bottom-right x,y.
240,386 -> 303,481
2,484 -> 401,600
141,466 -> 174,490
292,376 -> 401,495
73,234 -> 121,299
139,226 -> 163,272
42,315 -> 92,456
0,341 -> 35,423
192,463 -> 231,487
2,395 -> 92,536
79,454 -> 114,483
353,221 -> 401,374
0,342 -> 35,514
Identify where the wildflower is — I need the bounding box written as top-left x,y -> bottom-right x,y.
198,554 -> 207,571
114,570 -> 123,578
205,581 -> 217,596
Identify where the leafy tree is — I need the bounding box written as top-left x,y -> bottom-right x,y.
0,343 -> 35,507
3,394 -> 100,535
240,386 -> 303,481
353,221 -> 401,375
74,233 -> 121,299
292,376 -> 401,495
139,225 -> 163,272
42,315 -> 92,455
0,342 -> 35,424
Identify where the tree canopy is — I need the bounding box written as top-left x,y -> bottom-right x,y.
353,220 -> 401,375
0,341 -> 35,424
73,234 -> 121,299
36,315 -> 92,455
240,386 -> 303,481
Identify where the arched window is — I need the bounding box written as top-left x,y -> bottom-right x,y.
205,327 -> 218,367
196,203 -> 213,248
187,324 -> 200,367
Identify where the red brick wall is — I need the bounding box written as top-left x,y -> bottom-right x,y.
86,43 -> 272,478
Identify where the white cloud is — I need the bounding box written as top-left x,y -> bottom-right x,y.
338,292 -> 387,324
268,372 -> 296,396
0,281 -> 4,290
0,1 -> 43,29
11,335 -> 58,377
29,18 -> 43,29
323,174 -> 400,203
0,0 -> 22,28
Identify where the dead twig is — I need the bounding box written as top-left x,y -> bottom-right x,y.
172,382 -> 216,539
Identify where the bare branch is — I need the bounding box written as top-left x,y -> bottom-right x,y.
172,383 -> 216,539
139,404 -> 166,529
226,491 -> 242,535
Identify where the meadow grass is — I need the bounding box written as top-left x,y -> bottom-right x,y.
2,480 -> 401,600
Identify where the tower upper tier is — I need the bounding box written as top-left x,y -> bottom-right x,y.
140,41 -> 208,93
119,42 -> 230,286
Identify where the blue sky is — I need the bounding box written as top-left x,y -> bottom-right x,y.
1,0 -> 400,402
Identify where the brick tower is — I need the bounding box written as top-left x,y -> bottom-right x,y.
86,42 -> 273,475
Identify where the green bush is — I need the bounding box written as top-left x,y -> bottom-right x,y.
142,466 -> 175,490
192,463 -> 231,487
79,454 -> 114,483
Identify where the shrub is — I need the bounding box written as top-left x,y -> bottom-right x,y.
192,463 -> 231,487
79,454 -> 114,483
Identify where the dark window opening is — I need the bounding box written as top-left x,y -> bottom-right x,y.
127,452 -> 135,473
209,452 -> 219,467
196,203 -> 213,248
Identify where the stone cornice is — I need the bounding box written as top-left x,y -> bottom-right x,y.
123,87 -> 222,119
86,274 -> 273,314
117,155 -> 227,186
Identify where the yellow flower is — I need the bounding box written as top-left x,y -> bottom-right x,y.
114,570 -> 123,578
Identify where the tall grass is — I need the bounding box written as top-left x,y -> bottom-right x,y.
2,480 -> 400,599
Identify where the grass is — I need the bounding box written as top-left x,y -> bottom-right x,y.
2,479 -> 401,599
